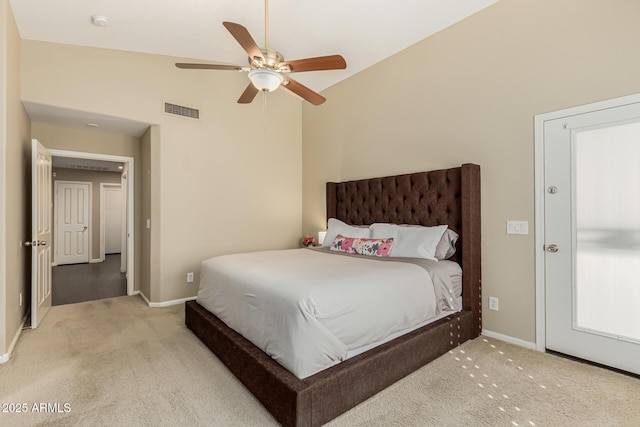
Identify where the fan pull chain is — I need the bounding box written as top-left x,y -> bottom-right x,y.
263,91 -> 268,130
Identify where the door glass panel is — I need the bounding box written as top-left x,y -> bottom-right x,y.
574,121 -> 640,342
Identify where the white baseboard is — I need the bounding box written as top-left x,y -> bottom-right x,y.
90,258 -> 103,264
482,329 -> 538,351
135,291 -> 150,306
136,291 -> 196,308
148,296 -> 197,308
0,311 -> 30,364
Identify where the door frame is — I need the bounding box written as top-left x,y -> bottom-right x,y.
534,91 -> 640,351
49,149 -> 135,296
53,180 -> 92,266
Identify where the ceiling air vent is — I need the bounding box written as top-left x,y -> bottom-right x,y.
68,164 -> 111,171
163,101 -> 200,120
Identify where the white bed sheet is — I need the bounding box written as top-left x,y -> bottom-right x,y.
197,248 -> 459,379
347,296 -> 462,359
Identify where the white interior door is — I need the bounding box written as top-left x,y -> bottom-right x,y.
31,139 -> 52,329
103,185 -> 122,254
55,181 -> 90,265
544,102 -> 640,375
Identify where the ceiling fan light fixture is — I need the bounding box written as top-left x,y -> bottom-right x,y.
248,69 -> 283,93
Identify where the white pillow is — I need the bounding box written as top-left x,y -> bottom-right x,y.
434,229 -> 459,260
370,223 -> 448,260
322,218 -> 371,247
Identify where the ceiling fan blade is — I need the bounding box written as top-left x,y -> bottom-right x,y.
281,55 -> 347,73
238,83 -> 260,104
175,63 -> 244,71
282,78 -> 326,106
222,22 -> 265,62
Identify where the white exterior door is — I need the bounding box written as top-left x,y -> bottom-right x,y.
31,139 -> 52,328
55,181 -> 91,265
544,102 -> 640,375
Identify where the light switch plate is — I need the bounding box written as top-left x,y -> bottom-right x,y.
507,220 -> 528,235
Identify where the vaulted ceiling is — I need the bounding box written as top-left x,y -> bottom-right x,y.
11,0 -> 498,93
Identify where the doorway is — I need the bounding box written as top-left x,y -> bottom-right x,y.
535,93 -> 640,375
51,164 -> 127,305
48,149 -> 135,301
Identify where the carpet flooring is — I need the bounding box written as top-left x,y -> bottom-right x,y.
52,254 -> 126,306
0,296 -> 638,426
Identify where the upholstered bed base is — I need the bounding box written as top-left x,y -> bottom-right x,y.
186,300 -> 474,426
186,163 -> 481,426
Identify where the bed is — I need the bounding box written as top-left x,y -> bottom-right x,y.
185,163 -> 481,426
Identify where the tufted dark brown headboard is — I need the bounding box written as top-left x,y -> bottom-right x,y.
326,163 -> 481,334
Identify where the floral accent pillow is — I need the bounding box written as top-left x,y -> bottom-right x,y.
330,234 -> 394,257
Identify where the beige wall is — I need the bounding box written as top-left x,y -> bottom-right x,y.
140,126 -> 152,299
0,0 -> 9,357
32,122 -> 142,158
1,0 -> 31,358
139,124 -> 162,302
32,122 -> 143,292
51,168 -> 123,261
22,41 -> 302,303
302,0 -> 640,343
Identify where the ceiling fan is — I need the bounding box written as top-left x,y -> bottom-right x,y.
175,0 -> 346,106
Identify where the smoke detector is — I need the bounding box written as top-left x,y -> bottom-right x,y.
91,15 -> 109,27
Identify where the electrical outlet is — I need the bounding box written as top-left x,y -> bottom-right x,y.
489,296 -> 499,311
186,272 -> 194,283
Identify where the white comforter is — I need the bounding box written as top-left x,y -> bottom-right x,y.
197,248 -> 453,379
